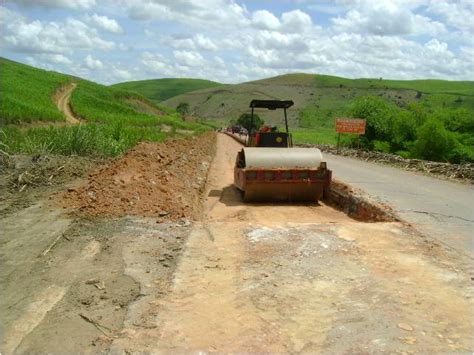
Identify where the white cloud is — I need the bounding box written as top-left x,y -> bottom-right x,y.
427,0 -> 474,35
7,0 -> 95,9
112,66 -> 132,80
232,24 -> 473,81
307,3 -> 346,15
160,33 -> 217,51
233,62 -> 280,79
0,5 -> 17,25
252,10 -> 280,30
250,9 -> 317,33
332,2 -> 446,36
85,14 -> 124,34
214,56 -> 225,68
1,9 -> 116,55
2,0 -> 473,84
39,53 -> 72,65
281,9 -> 313,33
140,51 -> 229,82
173,50 -> 206,67
84,54 -> 103,69
141,52 -> 172,74
194,34 -> 217,51
122,0 -> 249,28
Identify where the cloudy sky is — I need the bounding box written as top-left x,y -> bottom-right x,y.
1,0 -> 473,84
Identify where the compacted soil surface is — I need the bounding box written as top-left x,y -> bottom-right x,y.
0,133 -> 214,354
1,133 -> 472,353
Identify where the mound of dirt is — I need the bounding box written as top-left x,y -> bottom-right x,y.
61,133 -> 216,220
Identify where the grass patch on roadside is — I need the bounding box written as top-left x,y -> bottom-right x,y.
2,124 -> 168,157
0,57 -> 70,124
292,127 -> 338,145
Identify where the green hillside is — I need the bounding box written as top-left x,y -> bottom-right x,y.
111,78 -> 223,103
161,73 -> 474,127
0,58 -> 211,157
0,57 -> 70,123
161,73 -> 473,163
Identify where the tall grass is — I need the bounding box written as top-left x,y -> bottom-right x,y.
0,58 -> 70,124
2,124 -> 168,157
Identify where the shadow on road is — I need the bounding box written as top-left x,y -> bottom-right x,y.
208,185 -> 322,208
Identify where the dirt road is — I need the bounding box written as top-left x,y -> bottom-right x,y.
325,154 -> 474,256
110,134 -> 473,353
1,133 -> 472,353
54,82 -> 80,124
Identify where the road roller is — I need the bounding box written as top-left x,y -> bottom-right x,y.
234,99 -> 332,202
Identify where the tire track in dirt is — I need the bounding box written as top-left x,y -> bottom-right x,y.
54,82 -> 80,124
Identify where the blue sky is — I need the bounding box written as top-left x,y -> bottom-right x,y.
1,0 -> 473,84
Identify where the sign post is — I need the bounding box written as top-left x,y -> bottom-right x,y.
335,118 -> 366,152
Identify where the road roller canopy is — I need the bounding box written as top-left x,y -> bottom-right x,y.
241,147 -> 324,169
249,100 -> 294,110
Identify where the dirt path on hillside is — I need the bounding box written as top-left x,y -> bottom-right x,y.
110,134 -> 473,353
54,82 -> 80,124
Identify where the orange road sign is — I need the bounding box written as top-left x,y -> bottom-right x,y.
335,118 -> 366,134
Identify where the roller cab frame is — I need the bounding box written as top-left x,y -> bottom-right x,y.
234,100 -> 332,202
246,99 -> 294,148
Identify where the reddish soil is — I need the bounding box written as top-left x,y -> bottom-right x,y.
61,133 -> 216,220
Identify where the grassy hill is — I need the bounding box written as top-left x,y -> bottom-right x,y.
111,78 -> 223,103
0,57 -> 212,157
0,57 -> 71,123
161,73 -> 474,128
156,73 -> 473,161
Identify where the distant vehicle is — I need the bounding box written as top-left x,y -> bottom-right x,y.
231,125 -> 245,134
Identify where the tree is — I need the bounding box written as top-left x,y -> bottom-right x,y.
237,113 -> 264,132
176,102 -> 190,116
348,96 -> 395,145
413,118 -> 453,162
391,110 -> 418,151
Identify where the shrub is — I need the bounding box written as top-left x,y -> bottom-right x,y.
391,110 -> 418,151
413,118 -> 453,161
176,102 -> 190,116
348,96 -> 395,144
373,140 -> 391,153
237,113 -> 264,132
